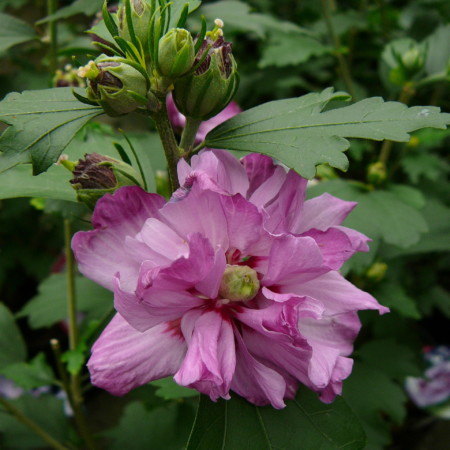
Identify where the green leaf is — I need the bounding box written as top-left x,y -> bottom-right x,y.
168,0 -> 201,29
402,152 -> 450,183
419,285 -> 450,318
151,377 -> 199,400
17,273 -> 112,329
307,180 -> 429,248
0,12 -> 37,52
357,339 -> 422,381
259,32 -> 330,68
0,87 -> 102,175
424,24 -> 450,76
373,281 -> 421,319
187,386 -> 366,450
0,164 -> 76,201
206,89 -> 450,178
0,303 -> 26,369
37,0 -> 103,23
199,1 -> 304,38
61,349 -> 86,375
104,401 -> 196,450
382,198 -> 450,257
344,362 -> 407,450
0,353 -> 56,390
0,394 -> 70,449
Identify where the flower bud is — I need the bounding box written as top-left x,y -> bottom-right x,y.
367,161 -> 387,185
69,153 -> 144,209
401,47 -> 424,73
365,262 -> 388,283
158,28 -> 195,79
172,32 -> 239,120
78,55 -> 147,116
118,0 -> 152,50
219,265 -> 260,302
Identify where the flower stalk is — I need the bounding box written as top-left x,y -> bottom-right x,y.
179,116 -> 202,154
151,94 -> 182,192
0,395 -> 69,450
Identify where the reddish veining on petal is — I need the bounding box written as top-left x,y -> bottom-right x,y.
165,318 -> 183,338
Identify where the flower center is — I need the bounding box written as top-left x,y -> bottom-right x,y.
218,264 -> 260,302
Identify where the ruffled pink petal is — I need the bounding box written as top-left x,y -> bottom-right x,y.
114,275 -> 202,332
286,271 -> 389,315
295,193 -> 357,234
301,227 -> 361,270
72,187 -> 165,290
174,310 -> 236,401
160,183 -> 229,250
264,170 -> 308,234
241,153 -> 277,197
263,234 -> 327,288
196,103 -> 241,142
248,166 -> 287,210
88,313 -> 186,396
195,248 -> 227,299
317,356 -> 353,403
334,225 -> 370,252
190,149 -> 249,195
231,328 -> 287,409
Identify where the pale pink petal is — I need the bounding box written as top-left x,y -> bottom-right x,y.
175,310 -> 236,401
72,187 -> 165,290
190,149 -> 249,195
317,356 -> 353,403
160,183 -> 229,250
249,165 -> 287,209
231,329 -> 287,409
196,103 -> 241,142
195,249 -> 227,299
263,235 -> 327,287
301,227 -> 359,270
88,314 -> 186,396
264,170 -> 308,234
334,226 -> 370,252
295,193 -> 357,234
286,271 -> 389,315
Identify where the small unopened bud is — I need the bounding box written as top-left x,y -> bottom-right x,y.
158,28 -> 195,79
366,262 -> 388,283
367,161 -> 387,185
118,0 -> 152,50
80,54 -> 148,116
402,47 -> 424,73
219,265 -> 260,302
172,33 -> 239,120
69,153 -> 144,209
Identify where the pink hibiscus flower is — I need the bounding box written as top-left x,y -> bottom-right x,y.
73,150 -> 388,409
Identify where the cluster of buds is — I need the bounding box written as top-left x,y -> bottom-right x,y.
77,0 -> 238,121
54,64 -> 86,88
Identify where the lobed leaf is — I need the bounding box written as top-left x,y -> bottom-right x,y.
0,303 -> 26,369
0,12 -> 37,52
0,87 -> 102,175
187,386 -> 366,450
206,88 -> 450,178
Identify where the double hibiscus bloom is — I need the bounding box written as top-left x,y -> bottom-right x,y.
72,149 -> 388,409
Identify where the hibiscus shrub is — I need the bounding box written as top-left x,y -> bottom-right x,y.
0,0 -> 449,449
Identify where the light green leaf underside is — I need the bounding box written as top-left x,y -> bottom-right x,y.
0,87 -> 102,174
206,88 -> 450,178
187,386 -> 366,450
0,12 -> 37,52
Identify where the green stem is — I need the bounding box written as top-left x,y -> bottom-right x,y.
321,0 -> 357,100
0,396 -> 69,450
378,83 -> 415,166
179,117 -> 202,155
152,94 -> 181,193
63,221 -> 98,450
47,0 -> 58,74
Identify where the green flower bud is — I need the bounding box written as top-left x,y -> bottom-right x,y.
78,55 -> 147,116
367,161 -> 387,185
172,33 -> 239,120
219,265 -> 260,302
158,28 -> 195,79
365,262 -> 388,283
401,47 -> 424,73
69,153 -> 144,209
118,0 -> 152,50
